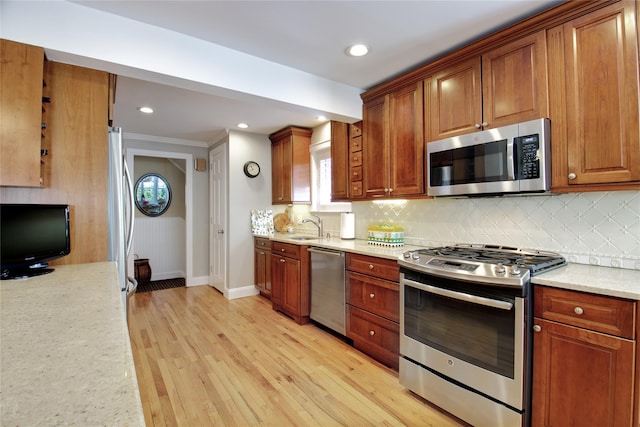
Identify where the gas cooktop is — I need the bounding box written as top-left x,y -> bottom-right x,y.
399,244 -> 567,287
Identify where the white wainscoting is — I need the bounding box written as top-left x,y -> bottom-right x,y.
134,216 -> 186,281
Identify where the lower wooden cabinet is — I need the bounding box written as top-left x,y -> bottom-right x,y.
346,253 -> 400,370
270,242 -> 310,324
532,285 -> 637,427
254,237 -> 272,298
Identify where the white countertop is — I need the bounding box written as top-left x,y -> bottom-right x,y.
262,234 -> 640,301
0,262 -> 145,426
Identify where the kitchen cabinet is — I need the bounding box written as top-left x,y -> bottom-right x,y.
429,31 -> 548,140
346,253 -> 400,370
0,39 -> 46,187
532,285 -> 636,427
271,241 -> 310,324
0,60 -> 111,265
269,126 -> 312,204
547,1 -> 640,191
362,81 -> 424,198
349,122 -> 363,199
330,120 -> 349,201
254,237 -> 272,298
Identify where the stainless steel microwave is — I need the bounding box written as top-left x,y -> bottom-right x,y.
427,118 -> 551,197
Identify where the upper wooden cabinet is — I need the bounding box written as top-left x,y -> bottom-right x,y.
363,81 -> 424,198
330,120 -> 349,201
429,31 -> 548,141
269,126 -> 312,204
548,1 -> 640,191
0,39 -> 46,187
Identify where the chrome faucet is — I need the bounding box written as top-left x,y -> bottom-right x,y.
302,214 -> 323,237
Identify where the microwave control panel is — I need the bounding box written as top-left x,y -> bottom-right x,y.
515,134 -> 540,179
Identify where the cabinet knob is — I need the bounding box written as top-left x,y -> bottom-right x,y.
568,172 -> 577,180
279,259 -> 285,263
533,325 -> 541,332
281,248 -> 286,252
475,123 -> 481,129
259,251 -> 265,255
369,293 -> 375,299
573,306 -> 584,315
388,188 -> 393,193
482,122 -> 488,127
369,330 -> 375,336
368,264 -> 374,270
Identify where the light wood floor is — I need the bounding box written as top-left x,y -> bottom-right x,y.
127,285 -> 468,427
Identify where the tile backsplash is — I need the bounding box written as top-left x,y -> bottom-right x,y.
289,191 -> 640,270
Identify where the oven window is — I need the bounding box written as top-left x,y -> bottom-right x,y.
404,284 -> 515,378
430,139 -> 508,186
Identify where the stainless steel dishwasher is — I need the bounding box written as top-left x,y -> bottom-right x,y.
308,247 -> 345,335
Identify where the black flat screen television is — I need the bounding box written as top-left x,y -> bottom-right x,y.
0,204 -> 71,280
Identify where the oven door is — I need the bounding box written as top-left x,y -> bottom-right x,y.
400,271 -> 526,410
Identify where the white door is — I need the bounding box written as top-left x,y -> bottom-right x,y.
209,145 -> 227,293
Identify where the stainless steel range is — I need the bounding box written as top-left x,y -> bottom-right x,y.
398,244 -> 566,427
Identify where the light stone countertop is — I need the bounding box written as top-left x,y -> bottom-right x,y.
261,233 -> 640,301
0,262 -> 145,426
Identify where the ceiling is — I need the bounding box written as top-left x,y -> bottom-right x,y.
71,0 -> 561,143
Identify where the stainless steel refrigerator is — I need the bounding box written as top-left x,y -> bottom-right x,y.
107,127 -> 136,313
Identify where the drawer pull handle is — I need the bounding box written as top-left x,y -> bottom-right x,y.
574,306 -> 584,315
368,264 -> 374,270
281,248 -> 286,252
369,330 -> 375,336
280,259 -> 285,263
369,293 -> 375,299
533,325 -> 541,332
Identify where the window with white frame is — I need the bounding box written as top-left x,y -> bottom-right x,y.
310,140 -> 352,212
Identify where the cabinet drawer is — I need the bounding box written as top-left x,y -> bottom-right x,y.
351,181 -> 363,197
350,135 -> 362,152
349,123 -> 362,138
347,271 -> 399,322
351,166 -> 362,182
347,305 -> 399,370
534,286 -> 636,339
271,242 -> 300,259
346,253 -> 399,282
350,151 -> 362,167
254,237 -> 272,250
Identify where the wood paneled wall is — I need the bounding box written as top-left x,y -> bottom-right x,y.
1,62 -> 109,265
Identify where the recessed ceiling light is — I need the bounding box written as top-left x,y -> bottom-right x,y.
346,44 -> 369,57
317,115 -> 327,121
137,106 -> 154,114
237,123 -> 249,129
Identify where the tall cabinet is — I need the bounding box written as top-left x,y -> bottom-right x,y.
269,126 -> 312,204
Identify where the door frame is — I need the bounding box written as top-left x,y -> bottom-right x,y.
126,148 -> 193,285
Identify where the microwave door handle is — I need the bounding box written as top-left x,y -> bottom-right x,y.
507,139 -> 516,180
404,278 -> 513,310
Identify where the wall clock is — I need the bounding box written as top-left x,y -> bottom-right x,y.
243,161 -> 261,178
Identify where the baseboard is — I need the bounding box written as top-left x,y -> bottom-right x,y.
226,285 -> 259,300
152,271 -> 186,281
186,275 -> 209,287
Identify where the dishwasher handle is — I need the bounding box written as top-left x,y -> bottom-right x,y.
307,247 -> 344,257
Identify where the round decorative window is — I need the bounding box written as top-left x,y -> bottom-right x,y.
134,173 -> 172,217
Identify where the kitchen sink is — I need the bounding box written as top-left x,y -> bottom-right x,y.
288,236 -> 318,241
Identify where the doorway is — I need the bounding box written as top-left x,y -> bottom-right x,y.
126,148 -> 194,285
209,144 -> 227,293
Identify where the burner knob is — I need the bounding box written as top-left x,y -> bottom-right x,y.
510,265 -> 521,275
494,263 -> 506,274
411,252 -> 420,260
403,252 -> 411,259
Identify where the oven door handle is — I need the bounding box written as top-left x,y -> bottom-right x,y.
404,278 -> 514,311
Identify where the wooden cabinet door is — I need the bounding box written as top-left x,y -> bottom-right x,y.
0,39 -> 44,187
532,318 -> 635,427
482,31 -> 548,129
270,137 -> 290,204
429,57 -> 482,140
254,247 -> 271,297
280,256 -> 301,318
554,2 -> 640,187
388,82 -> 424,196
330,120 -> 349,200
363,95 -> 389,198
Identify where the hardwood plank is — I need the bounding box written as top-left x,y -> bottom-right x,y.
128,286 -> 468,427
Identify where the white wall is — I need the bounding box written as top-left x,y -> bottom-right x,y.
211,130 -> 272,293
